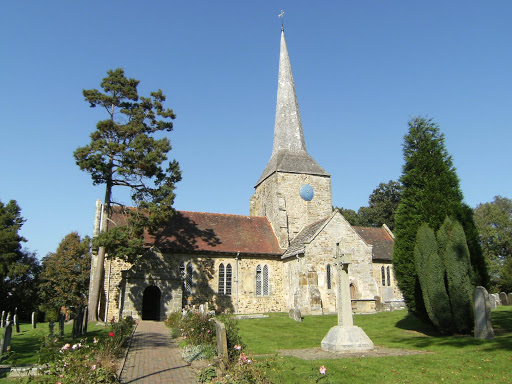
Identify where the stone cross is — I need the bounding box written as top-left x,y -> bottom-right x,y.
333,243 -> 353,327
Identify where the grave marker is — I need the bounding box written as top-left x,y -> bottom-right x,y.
32,312 -> 36,329
473,286 -> 494,340
0,321 -> 13,357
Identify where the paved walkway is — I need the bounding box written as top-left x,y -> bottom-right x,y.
120,321 -> 197,384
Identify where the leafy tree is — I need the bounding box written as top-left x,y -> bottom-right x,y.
474,196 -> 512,290
0,200 -> 40,320
39,232 -> 91,312
335,207 -> 362,226
392,116 -> 487,313
358,180 -> 402,230
74,68 -> 181,321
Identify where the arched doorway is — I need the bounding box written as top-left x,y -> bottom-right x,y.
142,285 -> 161,320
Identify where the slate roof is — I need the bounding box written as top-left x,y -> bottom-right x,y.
282,216 -> 330,259
353,226 -> 394,261
112,209 -> 283,256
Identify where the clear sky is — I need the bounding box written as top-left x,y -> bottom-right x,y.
1,1 -> 511,258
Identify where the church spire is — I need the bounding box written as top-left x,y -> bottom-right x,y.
256,29 -> 329,187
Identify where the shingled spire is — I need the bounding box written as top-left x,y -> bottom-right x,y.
256,29 -> 329,187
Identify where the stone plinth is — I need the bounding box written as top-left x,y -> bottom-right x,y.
321,325 -> 374,352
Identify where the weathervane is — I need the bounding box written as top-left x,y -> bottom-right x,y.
278,10 -> 285,31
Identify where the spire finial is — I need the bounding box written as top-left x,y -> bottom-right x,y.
278,10 -> 285,31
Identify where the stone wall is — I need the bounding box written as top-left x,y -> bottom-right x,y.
284,212 -> 379,315
250,172 -> 332,248
371,261 -> 403,303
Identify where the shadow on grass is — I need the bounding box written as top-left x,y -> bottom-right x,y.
392,308 -> 512,352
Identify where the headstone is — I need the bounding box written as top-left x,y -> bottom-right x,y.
215,320 -> 229,371
32,312 -> 36,329
14,314 -> 19,333
0,311 -> 4,328
492,294 -> 500,307
59,313 -> 65,337
0,322 -> 13,357
321,245 -> 373,352
289,308 -> 302,322
199,304 -> 205,316
82,307 -> 88,334
473,286 -> 494,340
508,293 -> 512,306
374,295 -> 382,312
489,295 -> 497,310
499,292 -> 508,305
49,321 -> 54,337
6,312 -> 11,326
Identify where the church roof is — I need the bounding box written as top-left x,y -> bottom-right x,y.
353,226 -> 394,261
256,29 -> 329,186
282,216 -> 330,259
138,211 -> 284,256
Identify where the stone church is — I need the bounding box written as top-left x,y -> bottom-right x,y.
92,29 -> 403,322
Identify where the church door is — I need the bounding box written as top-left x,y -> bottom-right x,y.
142,285 -> 161,320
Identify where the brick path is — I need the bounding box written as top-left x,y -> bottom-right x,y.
120,321 -> 197,384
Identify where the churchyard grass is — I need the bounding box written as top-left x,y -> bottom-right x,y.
0,322 -> 115,383
237,307 -> 512,383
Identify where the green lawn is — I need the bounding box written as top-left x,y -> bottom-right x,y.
238,307 -> 512,383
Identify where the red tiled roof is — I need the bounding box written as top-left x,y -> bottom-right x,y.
353,226 -> 394,261
122,210 -> 283,256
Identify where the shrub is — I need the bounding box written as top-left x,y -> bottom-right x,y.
217,314 -> 245,362
182,344 -> 216,362
179,309 -> 216,347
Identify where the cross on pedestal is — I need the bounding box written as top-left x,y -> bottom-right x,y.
334,244 -> 353,327
321,242 -> 374,352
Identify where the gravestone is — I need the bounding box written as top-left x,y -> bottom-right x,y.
6,312 -> 11,326
321,244 -> 374,352
289,308 -> 302,322
49,321 -> 54,337
59,313 -> 65,337
215,320 -> 229,371
473,286 -> 494,340
374,295 -> 382,312
489,295 -> 497,310
492,294 -> 501,307
32,312 -> 36,329
199,304 -> 205,316
508,293 -> 512,306
0,311 -> 4,328
14,314 -> 19,333
82,307 -> 88,334
0,322 -> 13,356
499,292 -> 508,305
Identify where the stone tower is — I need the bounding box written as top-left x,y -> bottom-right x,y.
250,29 -> 332,248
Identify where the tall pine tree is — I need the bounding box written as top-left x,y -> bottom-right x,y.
393,116 -> 487,313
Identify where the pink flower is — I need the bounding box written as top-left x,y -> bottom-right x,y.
109,332 -> 115,337
61,343 -> 70,351
234,345 -> 242,350
91,365 -> 97,371
93,337 -> 98,344
319,366 -> 327,375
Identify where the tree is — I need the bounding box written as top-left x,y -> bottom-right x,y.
74,68 -> 181,321
0,200 -> 40,320
335,207 -> 362,226
414,218 -> 474,334
358,180 -> 402,230
392,116 -> 487,313
474,196 -> 512,291
39,232 -> 91,312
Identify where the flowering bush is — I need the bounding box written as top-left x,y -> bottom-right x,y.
23,317 -> 135,383
169,309 -> 216,347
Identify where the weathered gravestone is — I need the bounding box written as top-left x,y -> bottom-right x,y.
6,312 -> 11,327
321,244 -> 373,352
489,295 -> 497,310
473,286 -> 494,340
492,294 -> 501,307
0,311 -> 4,328
508,293 -> 512,306
72,307 -> 85,339
289,308 -> 303,322
374,295 -> 382,312
59,313 -> 65,337
215,320 -> 229,371
0,322 -> 13,357
499,292 -> 508,305
82,307 -> 88,334
14,314 -> 19,333
48,321 -> 54,337
32,312 -> 36,329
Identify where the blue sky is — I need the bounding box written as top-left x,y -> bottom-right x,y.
1,1 -> 511,257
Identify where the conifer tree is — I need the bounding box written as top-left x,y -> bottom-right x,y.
74,68 -> 181,321
392,116 -> 487,313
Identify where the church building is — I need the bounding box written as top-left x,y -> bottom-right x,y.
92,29 -> 403,322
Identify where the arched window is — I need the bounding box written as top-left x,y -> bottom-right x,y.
256,264 -> 270,296
386,266 -> 391,286
218,263 -> 232,295
256,265 -> 262,295
180,261 -> 193,295
326,264 -> 332,290
381,266 -> 386,286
